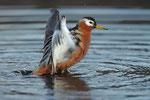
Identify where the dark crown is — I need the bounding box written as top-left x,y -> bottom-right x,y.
83,17 -> 97,26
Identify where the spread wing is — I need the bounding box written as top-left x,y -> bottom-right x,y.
40,9 -> 75,74
40,8 -> 59,63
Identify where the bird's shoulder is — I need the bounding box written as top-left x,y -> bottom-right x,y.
69,25 -> 80,35
69,25 -> 81,46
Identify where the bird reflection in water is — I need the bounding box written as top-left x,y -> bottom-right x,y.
13,70 -> 91,99
43,74 -> 91,100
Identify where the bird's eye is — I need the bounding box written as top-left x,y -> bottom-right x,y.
89,21 -> 93,24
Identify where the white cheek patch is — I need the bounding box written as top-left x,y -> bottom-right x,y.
82,19 -> 94,27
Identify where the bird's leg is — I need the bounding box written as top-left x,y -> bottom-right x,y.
62,69 -> 71,74
56,68 -> 71,75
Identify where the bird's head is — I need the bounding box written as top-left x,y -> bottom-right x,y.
79,17 -> 108,31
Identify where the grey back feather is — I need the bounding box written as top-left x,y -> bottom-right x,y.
44,8 -> 59,44
40,8 -> 60,63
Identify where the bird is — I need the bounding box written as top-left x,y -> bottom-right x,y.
32,8 -> 108,76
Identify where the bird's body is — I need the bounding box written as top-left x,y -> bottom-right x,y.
33,9 -> 107,76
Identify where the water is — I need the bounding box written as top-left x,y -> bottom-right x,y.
0,6 -> 150,100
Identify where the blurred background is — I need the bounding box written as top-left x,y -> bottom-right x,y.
0,0 -> 150,8
0,0 -> 150,100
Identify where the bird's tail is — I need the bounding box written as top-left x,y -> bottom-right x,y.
32,62 -> 52,76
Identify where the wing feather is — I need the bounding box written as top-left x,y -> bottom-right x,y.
50,16 -> 76,74
40,8 -> 59,63
41,11 -> 76,74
